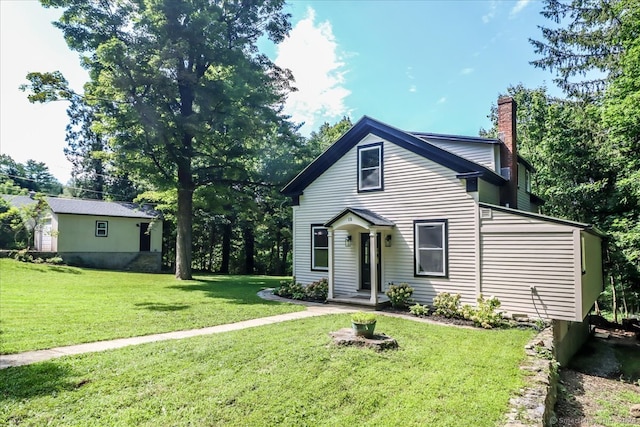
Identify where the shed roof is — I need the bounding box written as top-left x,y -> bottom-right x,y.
479,202 -> 605,237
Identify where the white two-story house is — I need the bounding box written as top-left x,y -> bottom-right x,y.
282,97 -> 604,364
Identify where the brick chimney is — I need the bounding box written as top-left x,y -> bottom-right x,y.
497,96 -> 518,209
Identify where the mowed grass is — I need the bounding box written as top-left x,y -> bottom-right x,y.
0,314 -> 535,426
0,259 -> 303,354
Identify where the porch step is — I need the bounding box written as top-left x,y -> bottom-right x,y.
328,294 -> 390,310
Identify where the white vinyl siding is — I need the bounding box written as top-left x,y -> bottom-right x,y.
480,208 -> 580,321
293,133 -> 478,305
424,139 -> 497,171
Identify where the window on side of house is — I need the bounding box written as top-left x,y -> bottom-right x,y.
311,225 -> 328,271
358,143 -> 383,192
96,220 -> 108,237
525,169 -> 532,193
414,220 -> 447,277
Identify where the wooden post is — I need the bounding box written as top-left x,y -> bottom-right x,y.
370,229 -> 377,305
328,228 -> 334,300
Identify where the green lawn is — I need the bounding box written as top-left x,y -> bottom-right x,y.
0,314 -> 535,426
0,259 -> 303,354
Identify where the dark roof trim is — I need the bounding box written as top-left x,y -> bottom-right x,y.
411,132 -> 500,145
530,193 -> 545,206
282,116 -> 506,196
325,207 -> 395,228
456,171 -> 484,179
479,202 -> 606,237
518,155 -> 536,173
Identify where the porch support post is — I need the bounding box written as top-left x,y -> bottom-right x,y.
327,228 -> 334,300
369,229 -> 377,305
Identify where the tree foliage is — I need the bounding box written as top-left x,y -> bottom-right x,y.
489,0 -> 640,317
24,0 -> 295,279
529,0 -> 630,98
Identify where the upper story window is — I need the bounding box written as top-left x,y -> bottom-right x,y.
358,143 -> 383,192
414,220 -> 448,277
311,225 -> 328,271
96,221 -> 108,237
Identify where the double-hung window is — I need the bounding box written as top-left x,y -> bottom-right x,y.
358,143 -> 383,191
311,225 -> 328,271
414,220 -> 447,277
96,221 -> 108,237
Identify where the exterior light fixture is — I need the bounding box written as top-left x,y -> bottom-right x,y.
345,235 -> 352,247
385,235 -> 392,247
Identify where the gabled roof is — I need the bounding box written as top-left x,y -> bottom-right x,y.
281,116 -> 507,197
325,207 -> 395,228
2,195 -> 159,219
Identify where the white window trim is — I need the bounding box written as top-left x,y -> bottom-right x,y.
358,144 -> 382,191
311,225 -> 328,271
414,220 -> 447,277
96,220 -> 108,237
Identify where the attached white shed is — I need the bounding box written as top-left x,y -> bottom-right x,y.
479,203 -> 604,322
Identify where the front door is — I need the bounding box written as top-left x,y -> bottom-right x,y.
360,232 -> 381,291
139,222 -> 151,252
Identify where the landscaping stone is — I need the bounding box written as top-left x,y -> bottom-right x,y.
631,404 -> 640,418
329,328 -> 398,351
504,327 -> 557,427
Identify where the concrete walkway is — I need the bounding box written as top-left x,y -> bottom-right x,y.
0,292 -> 356,370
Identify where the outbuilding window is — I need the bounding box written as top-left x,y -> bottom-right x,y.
96,221 -> 108,237
414,220 -> 447,277
358,143 -> 383,192
311,225 -> 328,271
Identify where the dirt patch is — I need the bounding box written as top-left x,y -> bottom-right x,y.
554,330 -> 640,427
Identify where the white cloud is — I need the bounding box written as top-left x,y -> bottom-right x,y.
460,68 -> 474,75
510,0 -> 531,17
437,97 -> 447,104
275,7 -> 350,135
409,85 -> 417,93
482,1 -> 497,23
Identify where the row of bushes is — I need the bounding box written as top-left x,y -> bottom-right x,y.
14,249 -> 64,265
274,278 -> 328,302
410,292 -> 504,329
274,279 -> 504,329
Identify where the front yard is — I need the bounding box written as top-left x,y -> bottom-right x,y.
0,259 -> 303,354
1,314 -> 534,426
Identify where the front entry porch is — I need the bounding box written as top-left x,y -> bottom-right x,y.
323,207 -> 395,307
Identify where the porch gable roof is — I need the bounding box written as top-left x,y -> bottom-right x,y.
324,207 -> 395,228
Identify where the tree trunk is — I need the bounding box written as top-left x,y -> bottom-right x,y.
610,274 -> 618,324
243,225 -> 255,274
175,184 -> 193,280
281,237 -> 290,276
207,223 -> 215,272
220,220 -> 232,274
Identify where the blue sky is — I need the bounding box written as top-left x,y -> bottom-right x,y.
1,0 -> 559,183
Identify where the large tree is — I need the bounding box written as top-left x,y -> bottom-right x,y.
25,0 -> 294,279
